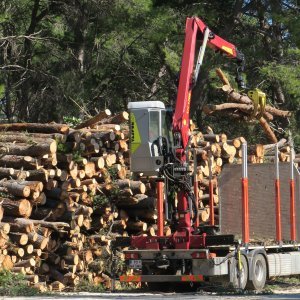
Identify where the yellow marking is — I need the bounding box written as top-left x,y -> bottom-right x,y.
130,113 -> 141,154
183,119 -> 187,126
186,91 -> 192,116
221,46 -> 234,55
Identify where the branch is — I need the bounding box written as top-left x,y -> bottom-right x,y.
0,31 -> 43,42
0,65 -> 26,70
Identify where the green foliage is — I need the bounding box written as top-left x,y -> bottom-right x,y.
110,186 -> 120,199
93,194 -> 109,209
72,150 -> 84,163
75,279 -> 105,293
107,166 -> 118,181
57,141 -> 70,154
0,0 -> 299,143
63,116 -> 82,127
0,84 -> 4,98
0,270 -> 38,296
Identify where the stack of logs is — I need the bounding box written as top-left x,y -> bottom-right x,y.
0,107 -> 293,291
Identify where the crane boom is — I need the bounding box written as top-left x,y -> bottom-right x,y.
127,17 -> 245,246
173,17 -> 241,151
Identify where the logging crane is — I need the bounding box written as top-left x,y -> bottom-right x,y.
114,17 -> 300,291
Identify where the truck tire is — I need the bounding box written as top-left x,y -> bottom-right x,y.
231,255 -> 248,290
246,254 -> 267,291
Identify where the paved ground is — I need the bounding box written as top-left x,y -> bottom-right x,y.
4,290 -> 300,300
3,279 -> 300,300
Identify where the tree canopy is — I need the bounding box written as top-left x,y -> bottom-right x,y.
0,0 -> 299,146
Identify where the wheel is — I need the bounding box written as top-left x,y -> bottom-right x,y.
246,254 -> 267,291
230,254 -> 248,290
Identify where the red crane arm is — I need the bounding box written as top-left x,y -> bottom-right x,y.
173,17 -> 239,152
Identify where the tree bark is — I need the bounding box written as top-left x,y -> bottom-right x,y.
75,110 -> 111,129
0,155 -> 41,170
2,198 -> 32,218
0,141 -> 57,156
0,123 -> 69,134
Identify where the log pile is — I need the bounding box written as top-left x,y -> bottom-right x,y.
0,107 -> 294,291
0,112 -> 132,291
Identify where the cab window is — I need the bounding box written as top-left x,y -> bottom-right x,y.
149,110 -> 159,142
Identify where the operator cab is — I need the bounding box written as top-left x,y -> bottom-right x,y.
128,101 -> 172,176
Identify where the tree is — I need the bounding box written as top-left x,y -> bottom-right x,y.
0,0 -> 299,148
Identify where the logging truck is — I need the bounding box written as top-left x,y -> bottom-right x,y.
114,17 -> 300,291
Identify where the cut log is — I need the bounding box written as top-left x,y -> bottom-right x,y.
51,281 -> 65,291
101,111 -> 129,125
113,179 -> 146,194
15,180 -> 43,192
258,117 -> 278,143
12,218 -> 69,231
25,244 -> 34,254
0,222 -> 10,234
75,110 -> 111,129
249,144 -> 265,158
8,221 -> 34,233
0,141 -> 57,156
7,244 -> 24,257
0,155 -> 41,170
15,258 -> 36,268
9,232 -> 29,245
90,157 -> 105,169
126,220 -> 147,233
95,124 -> 121,131
25,275 -> 39,284
203,134 -> 220,143
0,206 -> 3,223
32,234 -> 49,250
11,267 -> 26,274
2,198 -> 32,218
0,168 -> 14,179
0,123 -> 69,134
1,255 -> 13,270
0,181 -> 31,197
26,169 -> 49,182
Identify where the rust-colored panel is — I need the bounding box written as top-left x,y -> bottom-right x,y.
219,163 -> 300,241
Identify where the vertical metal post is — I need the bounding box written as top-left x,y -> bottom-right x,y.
193,149 -> 199,227
289,136 -> 296,241
194,27 -> 210,83
275,144 -> 282,243
157,180 -> 164,236
208,151 -> 214,226
164,180 -> 169,221
241,143 -> 249,244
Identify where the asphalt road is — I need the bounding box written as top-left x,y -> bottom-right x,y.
4,291 -> 300,300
